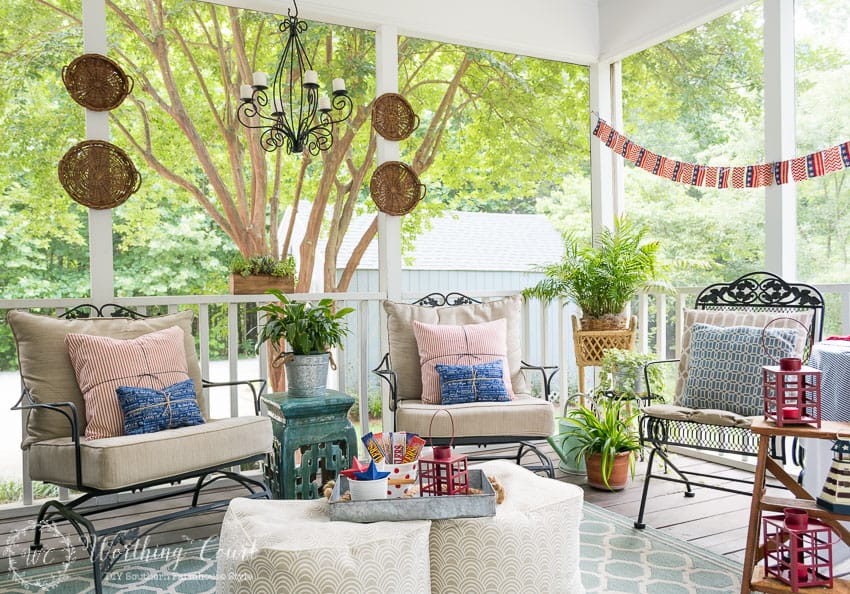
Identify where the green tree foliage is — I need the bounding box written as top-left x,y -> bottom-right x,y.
620,3 -> 767,286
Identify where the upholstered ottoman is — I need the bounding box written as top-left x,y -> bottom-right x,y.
217,498 -> 432,594
429,460 -> 585,594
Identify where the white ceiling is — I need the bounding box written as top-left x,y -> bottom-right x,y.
205,0 -> 752,64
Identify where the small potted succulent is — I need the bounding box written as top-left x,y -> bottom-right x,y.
255,289 -> 354,396
548,397 -> 641,491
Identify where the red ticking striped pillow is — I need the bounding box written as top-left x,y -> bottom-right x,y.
412,318 -> 514,405
65,326 -> 191,440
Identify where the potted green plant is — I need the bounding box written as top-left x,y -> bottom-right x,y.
548,397 -> 641,491
596,348 -> 665,400
523,217 -> 666,330
255,289 -> 354,396
229,255 -> 297,295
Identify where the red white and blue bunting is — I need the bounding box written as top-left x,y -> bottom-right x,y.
592,116 -> 850,189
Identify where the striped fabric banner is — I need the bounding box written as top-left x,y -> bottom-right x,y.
592,116 -> 850,189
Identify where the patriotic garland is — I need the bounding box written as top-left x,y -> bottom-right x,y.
592,116 -> 850,189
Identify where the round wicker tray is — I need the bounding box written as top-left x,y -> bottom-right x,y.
372,93 -> 420,141
62,54 -> 134,111
370,161 -> 426,216
58,140 -> 142,209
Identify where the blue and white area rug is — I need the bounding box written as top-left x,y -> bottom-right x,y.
1,503 -> 741,593
580,503 -> 741,593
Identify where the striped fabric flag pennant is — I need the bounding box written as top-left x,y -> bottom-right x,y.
731,167 -> 746,189
807,152 -> 825,178
591,115 -> 850,189
823,146 -> 843,173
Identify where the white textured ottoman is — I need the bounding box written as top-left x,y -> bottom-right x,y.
217,498 -> 432,594
429,460 -> 585,594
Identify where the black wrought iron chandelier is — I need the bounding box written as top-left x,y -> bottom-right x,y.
237,1 -> 352,154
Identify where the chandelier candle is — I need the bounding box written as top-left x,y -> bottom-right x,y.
237,1 -> 352,154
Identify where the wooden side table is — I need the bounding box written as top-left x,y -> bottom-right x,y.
742,419 -> 850,593
262,389 -> 358,500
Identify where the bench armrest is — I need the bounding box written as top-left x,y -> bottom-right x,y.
202,378 -> 268,416
13,388 -> 84,489
520,361 -> 559,401
372,353 -> 399,412
642,359 -> 679,405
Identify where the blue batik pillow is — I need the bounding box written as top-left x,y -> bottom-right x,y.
435,360 -> 511,405
116,378 -> 205,435
681,323 -> 799,416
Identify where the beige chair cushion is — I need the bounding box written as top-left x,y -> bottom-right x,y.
384,295 -> 527,401
395,397 -> 554,439
641,403 -> 754,428
28,416 -> 272,491
675,308 -> 814,403
8,309 -> 204,448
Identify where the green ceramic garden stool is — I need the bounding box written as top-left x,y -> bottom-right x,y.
261,389 -> 358,499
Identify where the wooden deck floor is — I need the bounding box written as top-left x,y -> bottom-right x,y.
552,447 -> 760,566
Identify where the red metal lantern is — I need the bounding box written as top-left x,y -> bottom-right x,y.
762,319 -> 822,427
763,510 -> 834,592
418,410 -> 469,496
762,362 -> 822,427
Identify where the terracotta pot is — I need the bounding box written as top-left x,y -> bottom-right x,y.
229,273 -> 295,295
585,451 -> 632,491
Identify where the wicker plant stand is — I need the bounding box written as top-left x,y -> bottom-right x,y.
572,314 -> 636,404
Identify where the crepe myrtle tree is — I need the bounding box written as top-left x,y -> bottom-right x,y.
12,1 -> 586,292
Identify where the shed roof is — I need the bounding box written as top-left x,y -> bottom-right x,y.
337,209 -> 564,271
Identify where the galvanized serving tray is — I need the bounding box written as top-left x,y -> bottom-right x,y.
329,468 -> 496,522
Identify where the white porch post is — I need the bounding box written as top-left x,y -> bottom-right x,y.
375,24 -> 401,429
83,0 -> 115,303
763,0 -> 797,279
375,24 -> 402,301
589,61 -> 620,240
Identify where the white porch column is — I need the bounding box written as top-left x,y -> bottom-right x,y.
375,24 -> 401,430
589,61 -> 620,240
763,0 -> 797,279
375,24 -> 402,300
83,0 -> 115,303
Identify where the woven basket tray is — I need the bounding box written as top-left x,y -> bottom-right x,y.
58,140 -> 142,209
62,54 -> 134,111
370,161 -> 426,215
372,93 -> 420,141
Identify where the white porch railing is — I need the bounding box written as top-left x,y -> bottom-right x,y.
1,281 -> 849,508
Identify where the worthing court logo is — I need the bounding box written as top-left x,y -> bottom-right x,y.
3,520 -> 74,590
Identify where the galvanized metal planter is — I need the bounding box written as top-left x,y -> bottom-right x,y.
329,468 -> 495,522
285,353 -> 330,397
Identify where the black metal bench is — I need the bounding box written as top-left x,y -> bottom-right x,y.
634,272 -> 824,529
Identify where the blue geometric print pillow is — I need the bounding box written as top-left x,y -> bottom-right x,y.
116,378 -> 205,435
435,360 -> 511,405
681,323 -> 798,417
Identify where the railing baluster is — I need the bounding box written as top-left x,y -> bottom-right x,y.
358,301 -> 370,439
199,303 -> 211,414
227,303 -> 239,416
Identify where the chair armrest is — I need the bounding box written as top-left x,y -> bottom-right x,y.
520,361 -> 559,401
12,388 -> 84,490
641,359 -> 679,406
372,353 -> 399,412
202,378 -> 268,416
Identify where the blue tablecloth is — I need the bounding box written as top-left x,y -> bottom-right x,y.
809,340 -> 850,421
803,340 -> 850,564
